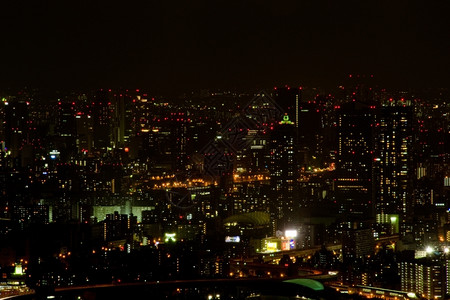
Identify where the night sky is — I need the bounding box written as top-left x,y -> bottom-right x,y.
1,0 -> 450,94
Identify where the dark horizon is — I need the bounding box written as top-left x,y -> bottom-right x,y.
1,1 -> 450,95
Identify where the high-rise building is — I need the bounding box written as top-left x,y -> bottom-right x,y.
75,114 -> 93,153
297,99 -> 324,168
4,99 -> 30,161
335,102 -> 375,218
111,92 -> 128,149
57,100 -> 76,138
269,114 -> 298,222
92,90 -> 112,150
55,100 -> 78,161
342,225 -> 374,263
374,106 -> 413,235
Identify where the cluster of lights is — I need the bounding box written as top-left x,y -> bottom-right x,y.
233,174 -> 270,182
425,246 -> 450,254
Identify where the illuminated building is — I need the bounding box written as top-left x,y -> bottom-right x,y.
342,224 -> 374,263
245,129 -> 270,173
341,223 -> 374,285
374,106 -> 413,235
111,92 -> 129,149
4,98 -> 30,163
231,175 -> 270,215
414,101 -> 448,177
55,99 -> 77,161
269,114 -> 299,222
11,204 -> 49,230
335,102 -> 374,218
400,257 -> 448,299
295,224 -> 315,249
57,100 -> 76,138
75,114 -> 93,153
95,211 -> 135,243
92,90 -> 112,150
412,218 -> 439,246
296,96 -> 327,168
0,131 -> 7,221
142,111 -> 188,171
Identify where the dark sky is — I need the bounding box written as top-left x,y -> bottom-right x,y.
1,0 -> 450,94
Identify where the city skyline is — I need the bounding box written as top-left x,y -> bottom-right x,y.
1,1 -> 450,299
0,83 -> 449,299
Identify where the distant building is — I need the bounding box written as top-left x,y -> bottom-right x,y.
342,225 -> 374,264
4,99 -> 30,164
374,106 -> 413,236
269,114 -> 298,222
335,102 -> 374,219
75,114 -> 93,153
92,90 -> 112,150
57,100 -> 76,138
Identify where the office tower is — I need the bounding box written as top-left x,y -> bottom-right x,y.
75,114 -> 93,153
412,100 -> 449,214
56,100 -> 77,160
92,90 -> 112,150
374,106 -> 413,235
111,92 -> 128,149
340,221 -> 375,285
128,92 -> 152,159
57,100 -> 76,138
0,147 -> 7,222
245,129 -> 269,173
342,225 -> 374,263
335,102 -> 374,218
145,114 -> 188,172
4,99 -> 30,162
0,98 -> 5,145
0,99 -> 7,220
269,114 -> 298,222
297,97 -> 325,168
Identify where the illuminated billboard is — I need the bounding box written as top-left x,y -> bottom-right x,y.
266,242 -> 278,252
281,238 -> 296,250
263,237 -> 281,252
225,236 -> 241,243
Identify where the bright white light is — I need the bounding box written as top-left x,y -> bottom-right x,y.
426,246 -> 433,254
444,248 -> 449,254
285,230 -> 297,238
